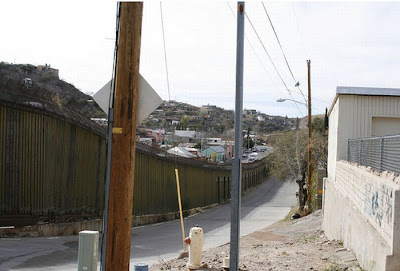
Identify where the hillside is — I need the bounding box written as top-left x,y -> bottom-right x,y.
141,101 -> 297,136
0,62 -> 106,119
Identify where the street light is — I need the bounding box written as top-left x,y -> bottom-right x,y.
276,98 -> 307,106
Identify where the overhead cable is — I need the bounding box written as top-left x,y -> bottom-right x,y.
226,2 -> 284,97
244,12 -> 304,116
261,2 -> 307,104
291,1 -> 308,59
160,2 -> 171,102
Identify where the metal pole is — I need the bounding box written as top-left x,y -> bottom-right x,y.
306,60 -> 312,214
230,2 -> 245,271
101,3 -> 121,270
105,3 -> 143,270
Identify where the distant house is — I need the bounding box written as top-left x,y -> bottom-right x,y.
167,147 -> 197,158
22,78 -> 33,89
244,109 -> 257,115
201,146 -> 226,162
257,115 -> 265,122
139,128 -> 164,144
37,64 -> 59,78
175,129 -> 197,143
164,100 -> 176,107
200,104 -> 217,115
203,138 -> 234,160
206,138 -> 223,144
172,120 -> 180,125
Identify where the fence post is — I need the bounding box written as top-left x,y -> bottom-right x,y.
347,139 -> 350,161
380,138 -> 384,171
223,176 -> 226,202
216,177 -> 220,204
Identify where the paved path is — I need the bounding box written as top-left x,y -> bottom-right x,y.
0,179 -> 297,270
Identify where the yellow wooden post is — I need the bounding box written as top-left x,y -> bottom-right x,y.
175,168 -> 186,247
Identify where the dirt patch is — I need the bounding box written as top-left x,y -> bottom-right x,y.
151,210 -> 361,271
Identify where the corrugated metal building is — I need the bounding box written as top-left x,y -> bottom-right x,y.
328,86 -> 400,179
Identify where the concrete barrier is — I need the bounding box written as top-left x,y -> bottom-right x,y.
323,161 -> 400,271
0,204 -> 219,237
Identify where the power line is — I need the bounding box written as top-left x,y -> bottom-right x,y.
244,11 -> 305,116
291,1 -> 308,60
160,2 -> 171,102
290,89 -> 331,105
226,2 -> 284,97
261,2 -> 307,104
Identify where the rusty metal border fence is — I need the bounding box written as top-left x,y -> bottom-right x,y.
1,92 -> 267,226
134,143 -> 267,216
0,104 -> 107,223
347,135 -> 400,175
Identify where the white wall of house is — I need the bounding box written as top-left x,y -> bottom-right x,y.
372,116 -> 400,136
328,99 -> 339,180
328,89 -> 400,179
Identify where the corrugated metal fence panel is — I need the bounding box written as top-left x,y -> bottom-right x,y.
0,104 -> 106,217
0,106 -> 5,210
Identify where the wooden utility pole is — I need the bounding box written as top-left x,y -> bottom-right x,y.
105,3 -> 143,270
306,59 -> 312,214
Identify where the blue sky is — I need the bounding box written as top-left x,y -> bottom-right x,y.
1,1 -> 400,117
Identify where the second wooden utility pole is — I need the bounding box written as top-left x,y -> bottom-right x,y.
306,59 -> 312,214
105,3 -> 143,270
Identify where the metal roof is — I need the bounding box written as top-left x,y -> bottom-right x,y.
167,147 -> 197,158
328,86 -> 400,116
175,130 -> 196,138
337,86 -> 400,96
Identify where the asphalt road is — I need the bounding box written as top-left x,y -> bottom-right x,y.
0,178 -> 297,271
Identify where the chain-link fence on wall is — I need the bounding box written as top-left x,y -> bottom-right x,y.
347,135 -> 400,174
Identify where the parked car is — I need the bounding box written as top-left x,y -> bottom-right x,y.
248,153 -> 258,161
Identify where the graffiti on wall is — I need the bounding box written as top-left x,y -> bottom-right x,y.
364,183 -> 393,230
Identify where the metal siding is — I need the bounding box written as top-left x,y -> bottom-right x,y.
336,95 -> 400,164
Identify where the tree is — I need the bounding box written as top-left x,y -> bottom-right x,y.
267,130 -> 308,181
267,129 -> 327,210
312,117 -> 325,134
180,115 -> 189,130
243,138 -> 255,149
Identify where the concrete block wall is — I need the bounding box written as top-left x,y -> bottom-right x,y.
323,161 -> 400,271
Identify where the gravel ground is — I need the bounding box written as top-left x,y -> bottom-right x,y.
151,210 -> 361,271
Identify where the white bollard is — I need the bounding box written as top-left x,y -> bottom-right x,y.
77,230 -> 99,271
186,226 -> 204,270
222,257 -> 230,270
